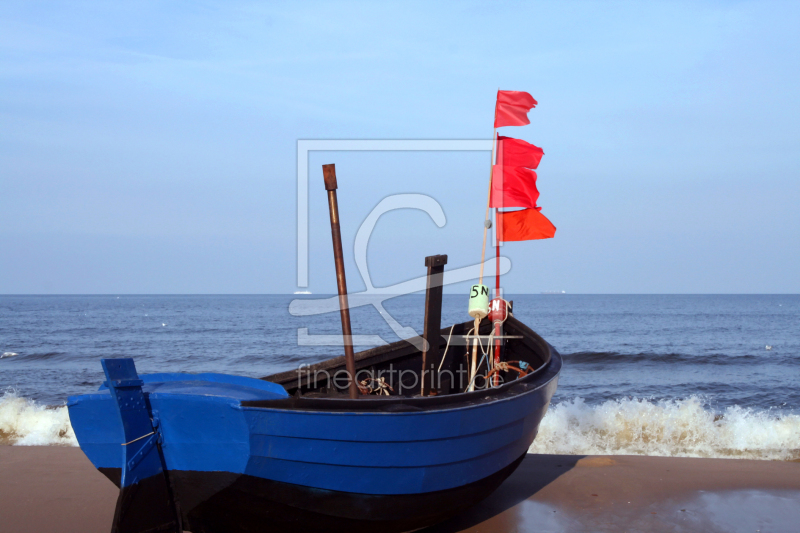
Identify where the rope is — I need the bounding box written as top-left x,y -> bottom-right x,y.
465,300 -> 512,392
465,343 -> 497,392
464,324 -> 495,392
437,324 -> 456,373
484,360 -> 531,384
360,377 -> 393,396
122,431 -> 154,446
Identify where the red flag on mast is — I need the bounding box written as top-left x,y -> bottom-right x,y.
490,91 -> 555,241
494,90 -> 538,128
497,135 -> 544,169
497,208 -> 556,241
490,165 -> 540,209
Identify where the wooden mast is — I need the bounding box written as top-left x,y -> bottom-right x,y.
471,94 -> 499,391
478,128 -> 497,286
478,90 -> 500,286
322,164 -> 360,399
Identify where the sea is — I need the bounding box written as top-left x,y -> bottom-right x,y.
1,294 -> 798,460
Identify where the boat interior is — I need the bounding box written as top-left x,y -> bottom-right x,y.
259,311 -> 553,409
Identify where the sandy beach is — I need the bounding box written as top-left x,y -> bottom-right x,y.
1,446 -> 798,533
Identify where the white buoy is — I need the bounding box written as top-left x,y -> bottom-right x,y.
467,285 -> 490,392
468,284 -> 490,319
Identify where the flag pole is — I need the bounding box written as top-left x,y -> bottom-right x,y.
495,209 -> 500,297
469,94 -> 498,393
493,207 -> 502,387
478,95 -> 499,286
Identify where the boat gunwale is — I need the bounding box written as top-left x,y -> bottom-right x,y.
264,315 -> 549,386
243,316 -> 561,414
239,355 -> 560,416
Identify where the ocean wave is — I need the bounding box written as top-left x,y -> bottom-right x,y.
2,390 -> 798,461
14,351 -> 70,362
563,351 -> 766,365
0,391 -> 77,446
529,396 -> 800,461
0,351 -> 73,362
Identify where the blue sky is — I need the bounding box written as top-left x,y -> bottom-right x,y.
1,1 -> 799,293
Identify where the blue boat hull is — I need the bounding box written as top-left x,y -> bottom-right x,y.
68,318 -> 561,532
97,450 -> 527,533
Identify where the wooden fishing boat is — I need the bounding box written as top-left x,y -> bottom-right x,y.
68,316 -> 560,533
68,157 -> 562,532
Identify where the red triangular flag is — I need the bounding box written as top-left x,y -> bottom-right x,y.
497,135 -> 544,169
490,165 -> 540,209
494,90 -> 538,128
497,208 -> 556,241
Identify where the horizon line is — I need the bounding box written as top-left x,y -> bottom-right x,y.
1,293 -> 798,297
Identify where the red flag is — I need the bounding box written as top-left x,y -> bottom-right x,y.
497,135 -> 544,169
497,208 -> 556,241
490,165 -> 540,209
494,90 -> 538,128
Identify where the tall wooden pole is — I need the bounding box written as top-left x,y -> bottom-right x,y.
478,128 -> 497,286
322,164 -> 360,399
478,91 -> 500,286
471,94 -> 499,391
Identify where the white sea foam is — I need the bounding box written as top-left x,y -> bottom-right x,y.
0,391 -> 77,446
1,352 -> 18,358
529,396 -> 800,461
1,390 -> 798,459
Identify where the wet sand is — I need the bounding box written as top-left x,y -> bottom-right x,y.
1,446 -> 798,533
429,454 -> 800,533
0,446 -> 117,533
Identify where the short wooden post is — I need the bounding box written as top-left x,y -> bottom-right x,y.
421,254 -> 447,396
